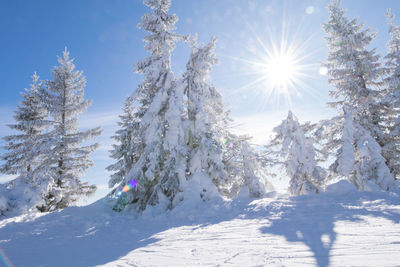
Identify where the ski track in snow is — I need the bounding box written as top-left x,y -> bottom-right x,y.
1,190 -> 400,267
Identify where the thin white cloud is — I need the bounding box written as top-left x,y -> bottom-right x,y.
77,109 -> 121,159
232,111 -> 286,145
0,106 -> 121,138
231,107 -> 335,145
79,111 -> 120,129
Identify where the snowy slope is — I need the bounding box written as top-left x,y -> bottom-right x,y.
1,181 -> 400,267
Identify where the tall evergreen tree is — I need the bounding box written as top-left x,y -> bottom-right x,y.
36,49 -> 101,212
156,77 -> 187,208
0,74 -> 50,216
110,1 -> 271,211
183,38 -> 231,199
322,0 -> 395,189
267,111 -> 326,196
183,37 -> 270,199
110,0 -> 183,193
110,0 -> 186,212
323,0 -> 385,142
382,10 -> 400,180
0,73 -> 49,180
107,97 -> 138,188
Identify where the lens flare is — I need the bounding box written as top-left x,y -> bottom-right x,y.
0,246 -> 14,267
222,137 -> 234,148
319,66 -> 328,76
306,6 -> 315,15
116,179 -> 138,197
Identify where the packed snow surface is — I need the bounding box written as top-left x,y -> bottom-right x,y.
1,181 -> 400,267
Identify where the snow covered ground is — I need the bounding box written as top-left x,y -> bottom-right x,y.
1,181 -> 400,267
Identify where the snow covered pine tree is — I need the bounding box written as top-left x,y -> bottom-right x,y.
330,106 -> 394,190
324,0 -> 385,140
109,0 -> 270,212
108,0 -> 187,212
36,49 -> 101,212
0,74 -> 49,178
322,0 -> 396,190
267,111 -> 325,196
183,37 -> 232,200
0,73 -> 51,215
183,37 -> 270,199
238,142 -> 273,198
382,10 -> 400,180
107,97 -> 138,192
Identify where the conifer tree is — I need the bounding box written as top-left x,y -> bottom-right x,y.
110,0 -> 186,211
183,38 -> 231,199
110,1 -> 271,211
239,142 -> 272,198
156,78 -> 187,208
182,38 -> 266,199
323,0 -> 385,143
329,107 -> 355,178
36,49 -> 101,212
267,111 -> 325,196
382,10 -> 400,180
0,74 -> 50,215
322,0 -> 395,190
107,97 -> 138,188
0,73 -> 49,180
331,107 -> 394,190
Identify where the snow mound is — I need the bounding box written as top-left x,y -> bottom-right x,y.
237,185 -> 277,199
178,172 -> 223,209
364,180 -> 385,192
325,179 -> 357,195
0,178 -> 45,218
392,180 -> 400,191
1,189 -> 400,267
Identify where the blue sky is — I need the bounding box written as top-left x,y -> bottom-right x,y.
1,0 -> 399,201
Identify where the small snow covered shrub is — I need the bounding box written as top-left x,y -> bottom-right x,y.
267,111 -> 326,196
330,107 -> 394,191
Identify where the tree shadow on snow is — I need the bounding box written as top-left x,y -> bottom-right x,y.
258,190 -> 400,267
0,191 -> 399,267
0,200 -> 166,267
0,197 -> 243,267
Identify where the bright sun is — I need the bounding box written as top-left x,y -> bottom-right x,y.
228,19 -> 318,107
264,52 -> 297,91
229,40 -> 312,106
